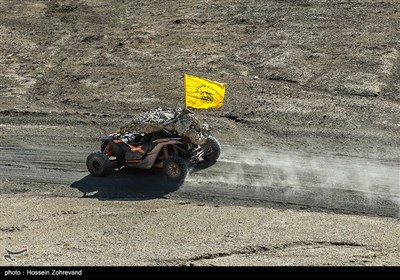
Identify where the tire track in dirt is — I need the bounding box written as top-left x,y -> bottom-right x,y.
175,146 -> 400,217
0,146 -> 86,182
0,144 -> 398,217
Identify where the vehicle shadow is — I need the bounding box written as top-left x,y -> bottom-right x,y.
70,168 -> 182,200
70,160 -> 216,201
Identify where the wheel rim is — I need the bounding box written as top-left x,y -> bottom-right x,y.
168,162 -> 181,177
93,160 -> 101,170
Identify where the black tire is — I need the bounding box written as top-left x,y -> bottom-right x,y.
86,151 -> 113,177
202,136 -> 221,163
163,155 -> 188,182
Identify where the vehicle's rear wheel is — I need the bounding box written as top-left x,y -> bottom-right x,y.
163,155 -> 188,182
202,136 -> 221,163
86,151 -> 113,177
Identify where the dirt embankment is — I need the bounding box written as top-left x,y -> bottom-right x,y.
1,0 -> 399,157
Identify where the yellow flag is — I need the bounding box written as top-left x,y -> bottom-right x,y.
184,74 -> 225,109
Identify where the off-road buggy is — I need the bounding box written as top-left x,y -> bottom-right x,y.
86,107 -> 221,182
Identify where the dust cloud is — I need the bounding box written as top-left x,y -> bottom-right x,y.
193,145 -> 399,216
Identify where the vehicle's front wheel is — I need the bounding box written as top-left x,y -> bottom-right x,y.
163,156 -> 188,182
86,151 -> 113,177
202,136 -> 221,163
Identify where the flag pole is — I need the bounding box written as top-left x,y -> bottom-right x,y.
183,74 -> 186,109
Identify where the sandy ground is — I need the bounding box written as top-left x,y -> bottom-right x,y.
0,0 -> 399,266
1,191 -> 399,266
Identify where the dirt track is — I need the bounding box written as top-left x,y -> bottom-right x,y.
0,0 -> 399,266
